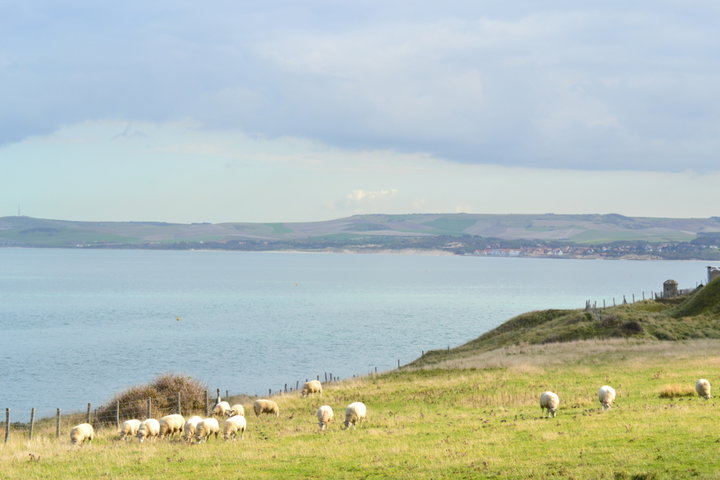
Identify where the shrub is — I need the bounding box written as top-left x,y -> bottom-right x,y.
95,373 -> 207,424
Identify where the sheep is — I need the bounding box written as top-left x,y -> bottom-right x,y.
195,418 -> 220,443
159,414 -> 185,438
227,404 -> 245,417
70,423 -> 94,445
539,391 -> 560,418
119,419 -> 141,440
598,385 -> 617,410
696,379 -> 712,399
253,399 -> 280,417
316,405 -> 334,431
223,415 -> 247,440
183,415 -> 203,442
343,402 -> 367,429
137,418 -> 160,443
302,380 -> 323,397
212,401 -> 231,417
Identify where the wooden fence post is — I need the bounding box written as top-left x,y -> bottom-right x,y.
29,408 -> 36,440
216,388 -> 221,403
4,408 -> 9,443
86,403 -> 91,423
116,401 -> 120,431
177,393 -> 182,415
146,398 -> 152,419
56,408 -> 61,439
205,390 -> 210,417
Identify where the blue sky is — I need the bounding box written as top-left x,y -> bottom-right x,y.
2,1 -> 719,222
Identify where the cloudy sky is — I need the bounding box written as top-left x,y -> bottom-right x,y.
2,1 -> 719,223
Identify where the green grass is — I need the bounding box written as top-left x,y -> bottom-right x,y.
0,228 -> 137,246
3,340 -> 720,479
422,217 -> 477,235
264,223 -> 293,235
569,230 -> 695,244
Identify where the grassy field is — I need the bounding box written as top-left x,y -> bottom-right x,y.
3,338 -> 720,479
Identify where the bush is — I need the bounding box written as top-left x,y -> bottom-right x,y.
95,373 -> 207,424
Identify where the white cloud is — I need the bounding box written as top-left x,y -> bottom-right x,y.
346,189 -> 398,202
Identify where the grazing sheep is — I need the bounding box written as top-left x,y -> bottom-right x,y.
302,380 -> 323,397
212,401 -> 231,417
598,385 -> 617,410
159,414 -> 185,438
227,404 -> 245,417
119,419 -> 141,440
696,379 -> 712,399
195,418 -> 220,443
343,402 -> 367,429
70,423 -> 94,445
137,419 -> 160,443
253,399 -> 280,417
223,415 -> 247,440
183,416 -> 203,442
316,405 -> 334,431
540,391 -> 560,418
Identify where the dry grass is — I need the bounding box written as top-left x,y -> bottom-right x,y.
415,338 -> 720,370
659,384 -> 696,398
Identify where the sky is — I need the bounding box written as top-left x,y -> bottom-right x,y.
2,1 -> 720,223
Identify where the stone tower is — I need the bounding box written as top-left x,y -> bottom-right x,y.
663,279 -> 678,298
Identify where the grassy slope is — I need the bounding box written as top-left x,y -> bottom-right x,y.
414,278 -> 720,368
3,341 -> 720,479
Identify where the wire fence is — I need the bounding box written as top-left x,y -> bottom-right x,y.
2,371 -> 348,444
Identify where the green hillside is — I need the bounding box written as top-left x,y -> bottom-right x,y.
413,278 -> 720,368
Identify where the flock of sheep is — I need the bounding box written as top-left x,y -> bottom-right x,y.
69,377 -> 713,445
69,380 -> 367,445
539,379 -> 711,418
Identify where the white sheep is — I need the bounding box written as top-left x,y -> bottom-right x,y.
227,404 -> 245,417
302,380 -> 323,397
223,415 -> 247,440
253,399 -> 280,417
119,419 -> 141,440
159,414 -> 185,438
343,402 -> 367,429
70,423 -> 94,445
540,391 -> 560,418
195,418 -> 220,443
696,379 -> 712,399
212,401 -> 231,417
183,415 -> 203,442
316,405 -> 334,430
598,385 -> 617,410
137,418 -> 160,443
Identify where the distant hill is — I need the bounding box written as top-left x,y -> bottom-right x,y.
2,214 -> 720,256
411,277 -> 720,368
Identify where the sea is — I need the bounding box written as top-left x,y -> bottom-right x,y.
0,248 -> 712,418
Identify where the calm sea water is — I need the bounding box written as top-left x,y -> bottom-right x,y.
0,248 -> 711,417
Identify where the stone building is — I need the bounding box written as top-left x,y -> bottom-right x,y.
663,279 -> 678,298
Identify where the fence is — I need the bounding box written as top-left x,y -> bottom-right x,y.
2,371 -> 351,444
583,278 -> 706,311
